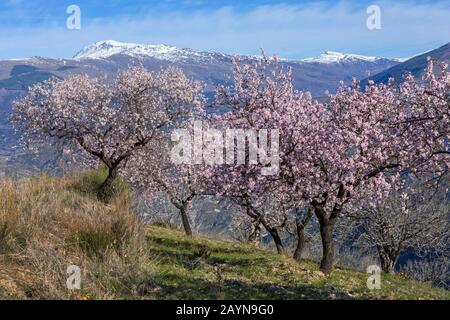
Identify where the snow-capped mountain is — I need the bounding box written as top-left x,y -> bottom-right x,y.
74,40 -> 402,66
300,51 -> 403,64
73,40 -> 224,63
1,40 -> 408,100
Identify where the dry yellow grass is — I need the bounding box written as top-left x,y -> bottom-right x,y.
0,173 -> 151,299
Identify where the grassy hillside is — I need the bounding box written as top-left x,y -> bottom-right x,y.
146,226 -> 449,300
0,173 -> 449,300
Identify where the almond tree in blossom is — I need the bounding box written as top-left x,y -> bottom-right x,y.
210,163 -> 292,255
307,61 -> 448,273
210,58 -> 314,257
125,132 -> 210,236
214,57 -> 448,274
12,66 -> 204,199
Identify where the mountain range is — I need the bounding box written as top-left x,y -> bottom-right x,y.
0,40 -> 406,95
0,40 -> 449,174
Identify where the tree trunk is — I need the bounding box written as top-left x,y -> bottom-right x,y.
243,204 -> 286,255
293,208 -> 312,262
97,167 -> 117,201
319,220 -> 335,274
378,249 -> 397,274
293,226 -> 306,261
247,219 -> 261,244
267,226 -> 287,256
180,205 -> 193,237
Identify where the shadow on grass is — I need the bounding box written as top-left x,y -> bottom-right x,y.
148,234 -> 258,256
151,275 -> 353,300
148,234 -> 267,268
149,246 -> 267,270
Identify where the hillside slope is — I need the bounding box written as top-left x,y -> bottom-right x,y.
145,226 -> 449,300
0,171 -> 450,299
0,173 -> 448,300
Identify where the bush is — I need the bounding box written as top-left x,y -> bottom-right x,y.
75,229 -> 115,259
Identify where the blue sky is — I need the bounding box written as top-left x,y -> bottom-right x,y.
0,0 -> 449,59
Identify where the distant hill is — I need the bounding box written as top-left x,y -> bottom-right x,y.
362,42 -> 450,86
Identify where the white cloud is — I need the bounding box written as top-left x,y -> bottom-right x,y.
0,0 -> 449,59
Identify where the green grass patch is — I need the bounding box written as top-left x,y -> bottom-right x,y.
71,167 -> 131,199
145,226 -> 450,300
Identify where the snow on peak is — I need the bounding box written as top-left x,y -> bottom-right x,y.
73,41 -> 403,65
73,40 -> 212,62
301,51 -> 385,64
